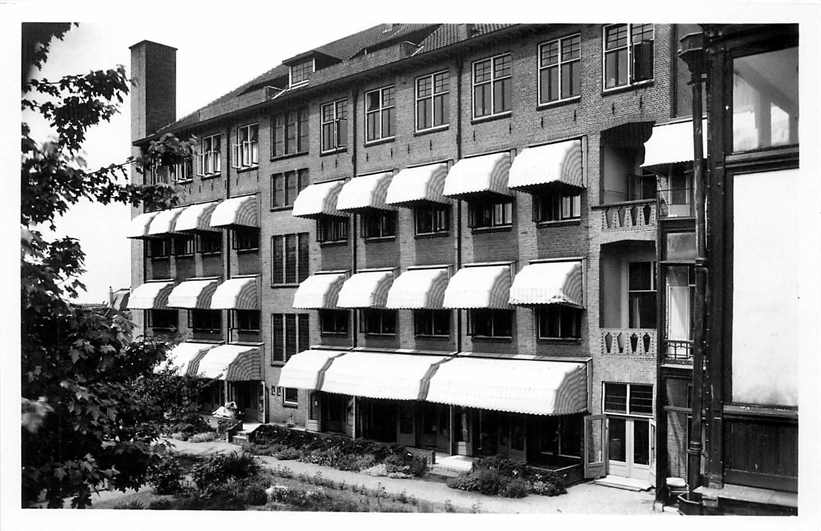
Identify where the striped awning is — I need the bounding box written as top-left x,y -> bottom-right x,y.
192,344 -> 262,381
443,152 -> 512,198
442,265 -> 511,309
509,261 -> 584,307
386,267 -> 450,309
146,207 -> 186,236
126,211 -> 159,238
210,277 -> 258,309
337,172 -> 395,211
160,342 -> 217,376
292,272 -> 347,309
508,139 -> 584,191
175,201 -> 220,232
128,281 -> 176,309
110,288 -> 130,311
276,349 -> 346,390
385,163 -> 449,205
292,180 -> 346,218
320,352 -> 448,400
642,120 -> 707,168
426,357 -> 588,415
210,195 -> 258,228
336,270 -> 395,308
167,278 -> 221,309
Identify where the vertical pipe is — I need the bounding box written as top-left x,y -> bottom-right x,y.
351,88 -> 359,350
455,55 -> 464,354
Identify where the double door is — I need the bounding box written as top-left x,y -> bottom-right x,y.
608,416 -> 652,480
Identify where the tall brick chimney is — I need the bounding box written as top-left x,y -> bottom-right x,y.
129,40 -> 176,142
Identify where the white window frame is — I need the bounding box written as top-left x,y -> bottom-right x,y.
168,159 -> 193,183
471,52 -> 513,120
538,33 -> 582,106
364,85 -> 395,144
602,24 -> 655,92
232,123 -> 259,169
602,382 -> 654,418
320,99 -> 347,153
289,58 -> 315,87
415,70 -> 450,132
198,134 -> 222,176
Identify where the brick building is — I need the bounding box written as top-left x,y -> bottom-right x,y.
127,23 -> 708,490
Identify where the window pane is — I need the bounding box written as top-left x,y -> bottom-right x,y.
285,234 -> 297,283
628,262 -> 652,290
629,292 -> 657,328
297,233 -> 309,282
617,49 -> 628,86
285,314 -> 297,360
433,94 -> 447,126
298,108 -> 309,152
493,78 -> 511,114
493,54 -> 511,78
417,97 -> 430,130
605,24 -> 628,50
562,35 -> 580,61
366,91 -> 380,111
632,40 -> 654,82
630,384 -> 654,415
474,59 -> 491,83
417,76 -> 431,98
608,417 -> 626,461
474,84 -> 489,117
298,314 -> 309,351
433,71 -> 448,93
382,108 -> 394,137
366,112 -> 378,141
666,232 -> 696,260
604,382 -> 628,412
541,41 -> 559,66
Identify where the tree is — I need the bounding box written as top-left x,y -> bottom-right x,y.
20,23 -> 196,508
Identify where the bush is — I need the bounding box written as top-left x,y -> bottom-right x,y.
147,499 -> 173,510
273,446 -> 302,460
113,500 -> 145,510
191,452 -> 260,489
189,431 -> 217,443
169,431 -> 188,441
147,455 -> 185,495
499,478 -> 528,498
243,485 -> 269,506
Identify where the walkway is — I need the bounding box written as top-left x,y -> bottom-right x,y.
167,439 -> 670,514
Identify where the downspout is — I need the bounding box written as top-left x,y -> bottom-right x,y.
679,32 -> 706,498
455,55 -> 464,354
224,125 -> 232,345
351,87 -> 359,350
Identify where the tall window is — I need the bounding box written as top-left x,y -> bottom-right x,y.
664,265 -> 695,359
534,191 -> 581,222
628,261 -> 657,328
537,306 -> 581,339
316,217 -> 348,243
539,34 -> 581,104
472,53 -> 512,119
469,309 -> 513,338
416,71 -> 449,131
360,309 -> 397,335
272,233 -> 309,285
232,228 -> 259,251
271,169 -> 309,209
320,100 -> 348,153
603,24 -> 654,90
365,86 -> 395,142
414,204 -> 450,235
414,310 -> 450,337
289,59 -> 313,86
199,134 -> 222,176
197,232 -> 222,255
272,108 -> 309,158
361,211 -> 396,239
468,199 -> 513,229
319,310 -> 348,336
234,124 -> 259,168
272,313 -> 309,363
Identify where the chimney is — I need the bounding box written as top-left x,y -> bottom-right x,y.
129,40 -> 176,142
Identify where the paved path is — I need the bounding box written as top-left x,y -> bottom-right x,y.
167,439 -> 671,514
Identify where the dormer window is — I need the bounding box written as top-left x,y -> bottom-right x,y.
290,59 -> 314,86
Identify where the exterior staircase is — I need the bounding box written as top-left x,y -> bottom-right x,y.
230,422 -> 263,444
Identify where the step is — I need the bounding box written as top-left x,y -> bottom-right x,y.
594,475 -> 652,491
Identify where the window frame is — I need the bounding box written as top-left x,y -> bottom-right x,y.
414,204 -> 450,236
467,198 -> 514,230
468,309 -> 514,339
471,52 -> 513,120
289,58 -> 315,87
413,309 -> 451,338
318,309 -> 349,336
415,70 -> 450,132
271,233 -> 310,287
603,382 -> 654,417
536,305 -> 582,340
364,85 -> 396,144
172,234 -> 196,257
271,169 -> 310,209
320,99 -> 348,153
147,309 -> 178,332
602,24 -> 655,92
271,108 -> 309,158
271,313 -> 309,364
188,309 -> 222,336
538,33 -> 582,106
360,210 -> 397,240
233,309 -> 261,333
316,216 -> 349,244
359,308 -> 397,336
533,190 -> 582,223
233,123 -> 259,169
198,134 -> 222,177
628,261 -> 657,329
197,231 -> 223,255
232,228 -> 260,252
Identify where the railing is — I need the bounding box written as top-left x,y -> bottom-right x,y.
600,199 -> 657,232
601,328 -> 657,356
661,339 -> 693,364
657,188 -> 694,218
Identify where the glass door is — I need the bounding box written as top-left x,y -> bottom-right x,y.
607,416 -> 651,480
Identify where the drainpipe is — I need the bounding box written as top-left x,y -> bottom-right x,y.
351,87 -> 359,350
455,55 -> 464,354
224,125 -> 232,345
679,32 -> 706,498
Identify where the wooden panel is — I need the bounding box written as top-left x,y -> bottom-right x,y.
723,417 -> 797,492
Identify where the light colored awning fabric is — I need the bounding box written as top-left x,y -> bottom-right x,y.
292,272 -> 348,309
110,289 -> 130,311
443,152 -> 512,198
167,278 -> 221,309
337,172 -> 395,211
292,180 -> 346,218
336,270 -> 395,308
192,344 -> 261,381
426,357 -> 588,415
442,265 -> 511,309
320,352 -> 447,400
146,207 -> 186,236
209,195 -> 258,228
386,268 -> 450,309
276,349 -> 346,390
509,261 -> 584,307
160,342 -> 217,376
126,211 -> 159,238
642,120 -> 707,168
175,201 -> 220,232
210,277 -> 258,309
128,281 -> 176,309
385,163 -> 450,205
508,139 -> 584,191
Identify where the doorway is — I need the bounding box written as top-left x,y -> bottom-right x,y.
607,416 -> 651,480
419,403 -> 450,452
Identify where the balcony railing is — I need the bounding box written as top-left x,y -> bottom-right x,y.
657,188 -> 694,218
601,328 -> 657,356
599,199 -> 657,232
661,339 -> 693,364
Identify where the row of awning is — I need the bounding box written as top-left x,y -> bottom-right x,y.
277,349 -> 588,416
129,276 -> 258,310
161,342 -> 262,381
128,195 -> 258,238
293,261 -> 583,310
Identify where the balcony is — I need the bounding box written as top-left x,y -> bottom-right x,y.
660,339 -> 693,365
596,199 -> 657,243
601,328 -> 656,357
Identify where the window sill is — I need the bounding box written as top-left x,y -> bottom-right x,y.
414,231 -> 450,240
271,151 -> 309,162
363,235 -> 396,243
282,401 -> 299,409
363,333 -> 397,338
271,283 -> 300,289
363,137 -> 396,148
471,225 -> 512,234
174,253 -> 195,259
536,337 -> 582,344
270,361 -> 285,367
173,179 -> 194,185
236,165 -> 259,174
150,256 -> 171,261
413,125 -> 449,137
269,205 -> 295,213
200,251 -> 223,257
537,96 -> 581,110
235,248 -> 259,254
320,331 -> 349,337
200,172 -> 223,180
535,218 -> 581,228
470,111 -> 512,125
469,335 -> 513,342
414,334 -> 451,340
319,240 -> 348,247
319,147 -> 347,157
601,80 -> 654,97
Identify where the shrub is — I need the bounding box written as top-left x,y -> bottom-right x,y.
499,478 -> 528,498
273,447 -> 302,460
147,455 -> 185,495
191,452 -> 260,489
147,499 -> 173,510
169,431 -> 188,441
113,500 -> 144,510
243,485 -> 268,506
189,431 -> 217,443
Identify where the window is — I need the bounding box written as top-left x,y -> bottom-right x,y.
289,59 -> 314,86
365,86 -> 395,143
361,211 -> 396,239
271,313 -> 309,363
316,217 -> 348,243
147,309 -> 177,331
272,108 -> 309,157
271,169 -> 309,209
539,34 -> 581,104
272,233 -> 309,285
189,309 -> 221,336
414,204 -> 450,235
628,261 -> 656,329
173,235 -> 195,256
232,228 -> 259,251
319,309 -> 348,336
167,159 -> 193,183
603,24 -> 654,90
664,265 -> 695,359
234,310 -> 260,332
320,100 -> 348,153
147,238 -> 171,258
360,309 -> 397,335
468,199 -> 513,229
534,191 -> 581,222
604,382 -> 653,416
283,387 -> 299,406
198,134 -> 222,176
234,124 -> 259,168
414,310 -> 450,337
537,306 -> 582,339
472,53 -> 512,119
468,309 -> 513,338
197,232 -> 222,254
416,71 -> 449,131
